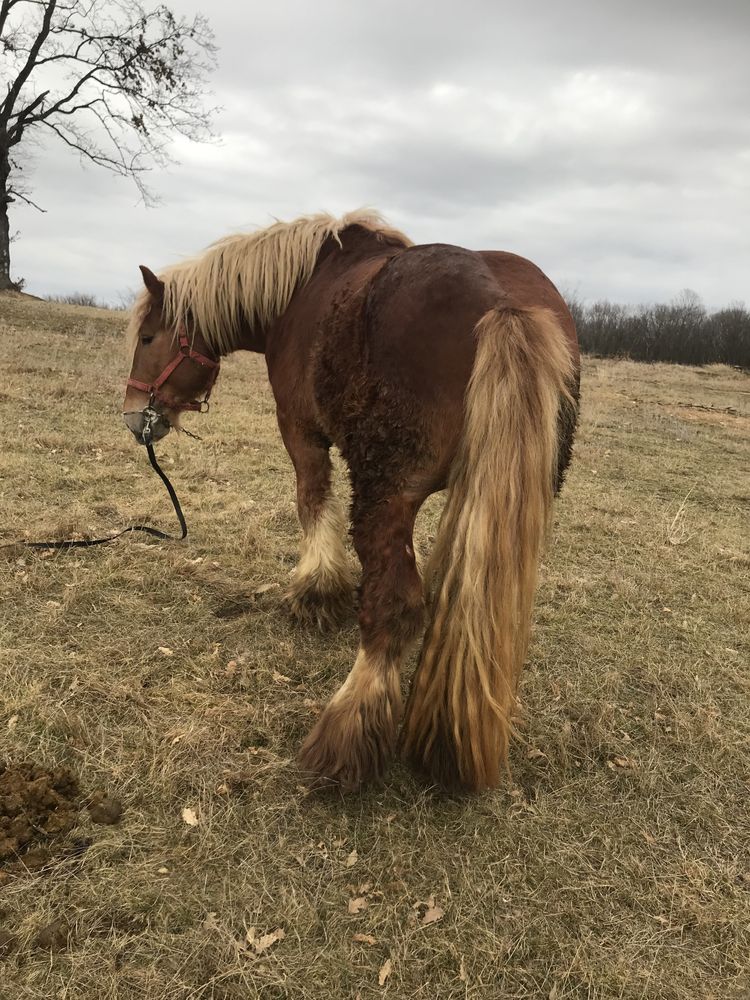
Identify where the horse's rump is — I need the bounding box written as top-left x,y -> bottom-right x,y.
320,243 -> 577,495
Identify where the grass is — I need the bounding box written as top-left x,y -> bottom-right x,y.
1,293 -> 748,999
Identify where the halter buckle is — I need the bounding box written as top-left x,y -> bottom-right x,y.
142,405 -> 160,445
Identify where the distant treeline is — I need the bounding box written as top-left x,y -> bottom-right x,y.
567,291 -> 750,369
46,292 -> 101,307
44,292 -> 132,310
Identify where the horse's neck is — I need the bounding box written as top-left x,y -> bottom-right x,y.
233,316 -> 267,355
234,226 -> 397,356
320,224 -> 397,263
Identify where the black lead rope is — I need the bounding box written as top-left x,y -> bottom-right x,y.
3,425 -> 188,552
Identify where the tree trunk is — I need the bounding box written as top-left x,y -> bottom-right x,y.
0,201 -> 12,291
0,141 -> 14,290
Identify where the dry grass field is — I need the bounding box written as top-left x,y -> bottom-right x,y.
1,293 -> 748,999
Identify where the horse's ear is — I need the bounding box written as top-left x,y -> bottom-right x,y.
139,265 -> 164,299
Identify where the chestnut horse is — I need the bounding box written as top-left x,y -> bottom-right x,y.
124,210 -> 579,793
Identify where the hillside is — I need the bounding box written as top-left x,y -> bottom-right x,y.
1,295 -> 749,1000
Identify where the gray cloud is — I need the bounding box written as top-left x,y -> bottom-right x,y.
12,0 -> 750,306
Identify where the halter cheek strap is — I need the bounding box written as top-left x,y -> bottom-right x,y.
127,328 -> 220,413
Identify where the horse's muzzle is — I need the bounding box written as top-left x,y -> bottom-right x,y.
123,409 -> 171,445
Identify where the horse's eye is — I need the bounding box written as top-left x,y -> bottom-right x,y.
141,336 -> 155,346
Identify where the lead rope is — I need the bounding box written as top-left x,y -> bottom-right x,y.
2,408 -> 188,551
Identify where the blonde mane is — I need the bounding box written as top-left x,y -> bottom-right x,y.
128,210 -> 412,354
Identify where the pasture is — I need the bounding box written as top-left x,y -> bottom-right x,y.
1,293 -> 748,999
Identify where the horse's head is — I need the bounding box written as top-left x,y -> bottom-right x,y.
123,266 -> 220,445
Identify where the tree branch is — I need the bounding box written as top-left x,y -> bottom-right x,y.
0,0 -> 218,239
0,0 -> 57,124
9,187 -> 46,211
0,0 -> 22,39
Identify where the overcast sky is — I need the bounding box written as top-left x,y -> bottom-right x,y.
11,0 -> 750,308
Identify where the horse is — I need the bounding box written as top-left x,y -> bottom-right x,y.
123,210 -> 580,793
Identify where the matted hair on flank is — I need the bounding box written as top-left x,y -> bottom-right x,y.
127,210 -> 412,355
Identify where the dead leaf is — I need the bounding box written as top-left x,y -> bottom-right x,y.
378,958 -> 392,986
272,670 -> 291,684
421,903 -> 444,925
157,646 -> 174,657
459,957 -> 467,982
610,756 -> 636,769
249,927 -> 285,954
346,849 -> 358,867
412,894 -> 435,910
352,933 -> 377,946
348,896 -> 368,915
253,582 -> 279,596
526,747 -> 546,760
7,715 -> 18,731
181,807 -> 199,827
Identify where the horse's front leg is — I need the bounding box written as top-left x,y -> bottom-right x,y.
281,422 -> 355,630
298,495 -> 425,791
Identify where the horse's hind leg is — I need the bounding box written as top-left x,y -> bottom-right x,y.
298,494 -> 425,791
281,423 -> 355,629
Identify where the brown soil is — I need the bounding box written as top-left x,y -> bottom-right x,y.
33,918 -> 70,951
0,762 -> 81,861
86,790 -> 123,825
0,927 -> 17,958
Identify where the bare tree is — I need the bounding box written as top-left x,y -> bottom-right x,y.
0,0 -> 217,290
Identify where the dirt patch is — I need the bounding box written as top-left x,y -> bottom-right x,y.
0,762 -> 123,867
33,918 -> 70,952
0,762 -> 80,861
662,402 -> 745,426
0,927 -> 17,958
87,791 -> 123,825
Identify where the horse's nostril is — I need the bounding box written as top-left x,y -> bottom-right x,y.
123,411 -> 146,441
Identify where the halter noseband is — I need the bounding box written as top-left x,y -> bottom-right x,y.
127,326 -> 220,413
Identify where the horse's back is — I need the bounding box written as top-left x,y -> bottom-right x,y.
363,242 -> 576,399
363,243 -> 499,399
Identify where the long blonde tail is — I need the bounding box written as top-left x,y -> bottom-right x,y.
401,306 -> 576,791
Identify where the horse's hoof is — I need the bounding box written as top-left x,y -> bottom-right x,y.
297,700 -> 396,793
284,581 -> 354,631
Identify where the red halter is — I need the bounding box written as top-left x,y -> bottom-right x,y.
127,327 -> 220,413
